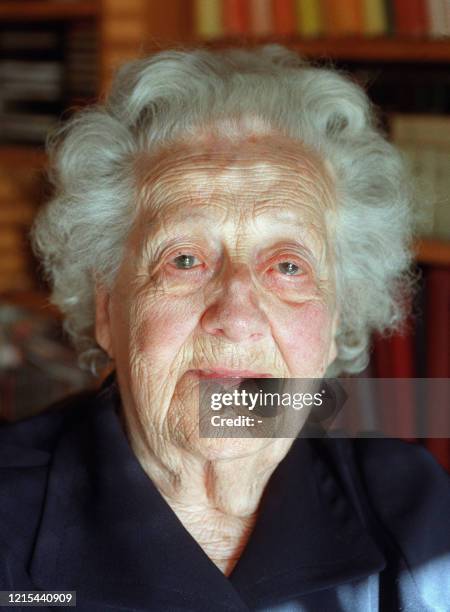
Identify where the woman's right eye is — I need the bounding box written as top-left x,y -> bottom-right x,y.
171,254 -> 203,270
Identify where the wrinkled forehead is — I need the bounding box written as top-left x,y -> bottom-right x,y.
135,133 -> 336,226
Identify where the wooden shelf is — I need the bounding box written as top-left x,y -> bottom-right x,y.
0,146 -> 47,167
0,1 -> 99,21
414,238 -> 450,266
201,36 -> 450,63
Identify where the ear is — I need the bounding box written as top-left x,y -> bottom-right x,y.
94,282 -> 114,359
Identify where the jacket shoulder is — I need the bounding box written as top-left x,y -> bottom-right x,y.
0,387 -> 97,466
352,437 -> 450,610
0,387 -> 98,576
352,437 -> 450,520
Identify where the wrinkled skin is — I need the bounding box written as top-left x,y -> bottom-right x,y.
95,131 -> 339,575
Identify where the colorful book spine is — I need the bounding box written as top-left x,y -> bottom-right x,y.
424,267 -> 450,471
223,0 -> 249,35
426,0 -> 449,37
321,0 -> 364,36
295,0 -> 323,37
193,0 -> 224,39
272,0 -> 297,35
389,316 -> 417,442
248,0 -> 273,36
383,0 -> 396,35
393,0 -> 428,36
362,0 -> 388,36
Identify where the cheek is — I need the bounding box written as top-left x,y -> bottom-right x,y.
273,301 -> 334,376
129,296 -> 199,364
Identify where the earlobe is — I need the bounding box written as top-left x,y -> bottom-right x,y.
94,283 -> 114,359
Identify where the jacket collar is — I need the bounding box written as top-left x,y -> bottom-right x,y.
29,372 -> 385,610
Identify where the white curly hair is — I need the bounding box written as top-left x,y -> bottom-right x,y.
30,43 -> 417,378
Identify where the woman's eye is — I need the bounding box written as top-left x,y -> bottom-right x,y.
277,261 -> 304,276
171,254 -> 202,270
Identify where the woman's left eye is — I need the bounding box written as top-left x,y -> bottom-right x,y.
171,254 -> 202,270
277,261 -> 305,276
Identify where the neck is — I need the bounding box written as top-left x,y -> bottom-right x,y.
119,407 -> 293,574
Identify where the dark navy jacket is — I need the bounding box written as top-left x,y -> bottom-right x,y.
1,372 -> 449,611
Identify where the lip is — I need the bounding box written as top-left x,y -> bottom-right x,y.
191,368 -> 273,379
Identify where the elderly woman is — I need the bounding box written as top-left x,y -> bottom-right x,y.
0,45 -> 449,612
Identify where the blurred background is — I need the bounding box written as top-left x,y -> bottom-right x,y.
0,0 -> 449,468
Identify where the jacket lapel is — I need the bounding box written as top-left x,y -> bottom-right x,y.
228,434 -> 386,608
28,373 -> 385,610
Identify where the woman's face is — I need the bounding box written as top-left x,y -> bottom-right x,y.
95,132 -> 339,460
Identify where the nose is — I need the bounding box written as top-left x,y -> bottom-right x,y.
200,264 -> 270,343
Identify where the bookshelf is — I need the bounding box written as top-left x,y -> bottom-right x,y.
0,1 -> 99,21
0,146 -> 47,167
414,238 -> 450,266
203,36 -> 450,63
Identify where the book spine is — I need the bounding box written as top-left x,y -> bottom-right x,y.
426,0 -> 448,37
389,316 -> 417,442
295,0 -> 322,37
362,0 -> 388,36
249,0 -> 273,36
223,0 -> 250,35
424,267 -> 450,471
383,0 -> 396,34
321,0 -> 364,36
393,0 -> 427,36
193,0 -> 224,40
272,0 -> 297,35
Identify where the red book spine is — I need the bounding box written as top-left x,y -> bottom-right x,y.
223,0 -> 250,35
394,0 -> 428,35
416,0 -> 429,34
372,333 -> 395,436
272,0 -> 296,35
372,332 -> 392,377
425,267 -> 450,472
389,320 -> 417,442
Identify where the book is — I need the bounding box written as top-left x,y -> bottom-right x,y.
424,267 -> 450,471
383,0 -> 396,34
0,228 -> 24,251
295,0 -> 323,37
389,114 -> 450,241
273,0 -> 297,36
389,313 -> 417,442
0,202 -> 36,225
249,0 -> 273,36
321,0 -> 364,36
393,0 -> 428,36
426,0 -> 449,37
193,0 -> 224,39
362,0 -> 388,36
101,0 -> 147,14
101,17 -> 147,43
223,0 -> 250,35
145,0 -> 193,43
65,22 -> 98,100
0,113 -> 58,144
0,22 -> 75,146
